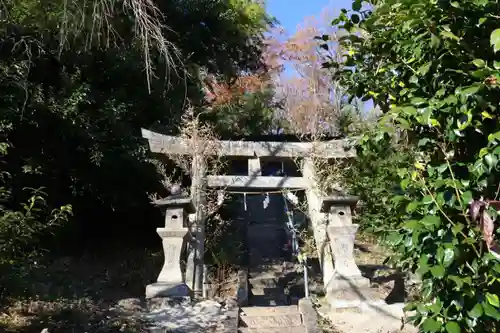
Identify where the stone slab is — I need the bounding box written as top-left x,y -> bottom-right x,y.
320,195 -> 359,212
156,229 -> 188,238
207,175 -> 306,189
152,196 -> 195,213
142,128 -> 355,158
214,305 -> 239,333
241,305 -> 299,316
298,298 -> 322,333
238,326 -> 306,333
146,296 -> 191,311
240,313 -> 303,328
326,275 -> 371,293
327,285 -> 382,308
145,283 -> 191,299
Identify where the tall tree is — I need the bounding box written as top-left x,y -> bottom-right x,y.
267,8 -> 355,136
0,0 -> 274,258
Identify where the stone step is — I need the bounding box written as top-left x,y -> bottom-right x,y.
241,305 -> 299,316
251,287 -> 283,296
239,313 -> 302,328
249,279 -> 280,288
249,297 -> 288,306
238,326 -> 306,333
249,273 -> 281,279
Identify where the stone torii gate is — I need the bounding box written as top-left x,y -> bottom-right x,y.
142,128 -> 373,310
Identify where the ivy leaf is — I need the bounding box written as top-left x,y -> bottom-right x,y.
415,161 -> 425,170
402,106 -> 417,115
420,215 -> 441,229
458,84 -> 481,97
403,219 -> 419,230
490,28 -> 500,53
430,265 -> 445,278
437,164 -> 447,174
486,293 -> 499,307
418,62 -> 432,75
386,232 -> 404,246
468,303 -> 483,319
482,301 -> 500,320
430,34 -> 440,48
440,30 -> 460,41
443,248 -> 454,267
422,195 -> 433,204
484,154 -> 497,169
461,191 -> 473,204
451,223 -> 464,235
488,131 -> 500,142
448,275 -> 463,288
406,201 -> 419,213
417,255 -> 430,275
352,0 -> 362,11
445,322 -> 460,333
422,318 -> 441,332
472,59 -> 486,68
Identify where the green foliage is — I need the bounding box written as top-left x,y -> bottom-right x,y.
0,125 -> 72,299
0,0 -> 275,304
324,0 -> 500,331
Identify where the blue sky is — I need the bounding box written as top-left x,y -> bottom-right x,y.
266,0 -> 351,77
266,0 -> 352,35
266,0 -> 374,112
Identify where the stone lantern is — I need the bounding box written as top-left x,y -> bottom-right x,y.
146,195 -> 195,299
321,195 -> 376,311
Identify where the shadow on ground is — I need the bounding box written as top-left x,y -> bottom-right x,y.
0,246 -> 162,333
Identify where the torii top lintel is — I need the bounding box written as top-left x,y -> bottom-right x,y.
141,129 -> 356,159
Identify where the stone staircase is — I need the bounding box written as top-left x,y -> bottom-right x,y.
236,204 -> 319,333
236,263 -> 318,333
238,305 -> 305,333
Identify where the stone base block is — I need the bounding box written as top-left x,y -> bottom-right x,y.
326,275 -> 370,292
326,275 -> 384,313
145,282 -> 192,299
146,296 -> 191,311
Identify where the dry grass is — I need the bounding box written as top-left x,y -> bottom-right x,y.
0,246 -> 163,333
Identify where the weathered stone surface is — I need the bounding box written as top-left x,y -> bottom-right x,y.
238,327 -> 306,333
248,157 -> 262,176
145,283 -> 191,299
298,298 -> 321,333
145,299 -> 227,333
236,270 -> 249,306
153,196 -> 195,213
156,235 -> 185,284
207,175 -> 306,189
147,195 -> 193,299
240,313 -> 302,328
327,225 -> 364,278
214,305 -> 239,333
320,195 -> 359,214
326,275 -> 370,299
147,296 -> 191,311
190,153 -> 206,297
241,305 -> 299,316
302,158 -> 335,288
141,128 -> 355,158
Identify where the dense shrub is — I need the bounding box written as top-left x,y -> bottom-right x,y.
322,0 -> 500,331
